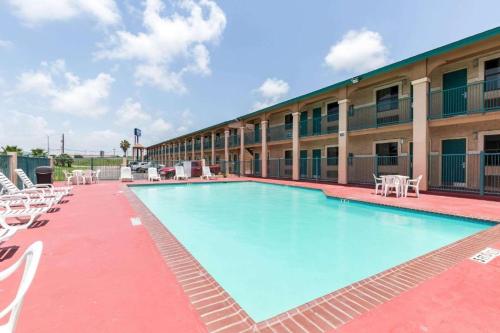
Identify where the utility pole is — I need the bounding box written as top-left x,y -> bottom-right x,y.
61,133 -> 65,154
47,135 -> 50,155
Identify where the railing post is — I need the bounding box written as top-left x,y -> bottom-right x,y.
90,157 -> 94,171
479,151 -> 485,196
373,155 -> 378,177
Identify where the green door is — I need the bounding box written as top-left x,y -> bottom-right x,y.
312,149 -> 321,179
443,69 -> 467,116
300,111 -> 308,136
442,139 -> 466,185
254,152 -> 260,175
312,108 -> 322,135
254,123 -> 260,143
300,150 -> 308,178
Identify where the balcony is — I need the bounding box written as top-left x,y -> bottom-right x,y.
215,138 -> 224,149
203,140 -> 211,150
194,142 -> 201,151
429,79 -> 500,119
244,130 -> 261,145
228,134 -> 240,147
348,97 -> 412,131
268,124 -> 292,142
300,114 -> 338,138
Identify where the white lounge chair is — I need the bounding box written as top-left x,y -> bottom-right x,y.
0,172 -> 63,202
148,168 -> 161,181
173,166 -> 187,180
0,194 -> 55,210
384,176 -> 402,197
0,202 -> 49,229
405,175 -> 423,198
0,241 -> 43,333
0,216 -> 17,243
201,166 -> 215,180
120,167 -> 133,182
15,169 -> 72,195
373,174 -> 384,195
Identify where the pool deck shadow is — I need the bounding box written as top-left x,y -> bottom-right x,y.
0,178 -> 498,333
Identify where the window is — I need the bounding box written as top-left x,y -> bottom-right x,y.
284,150 -> 292,166
327,102 -> 339,122
485,134 -> 500,153
327,147 -> 338,165
485,58 -> 500,91
376,142 -> 398,165
284,114 -> 293,130
376,86 -> 399,112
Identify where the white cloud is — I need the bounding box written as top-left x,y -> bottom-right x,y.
150,118 -> 172,133
14,59 -> 114,117
97,0 -> 226,93
252,78 -> 290,110
0,111 -> 54,150
0,39 -> 13,48
324,29 -> 389,73
7,0 -> 121,26
116,98 -> 151,125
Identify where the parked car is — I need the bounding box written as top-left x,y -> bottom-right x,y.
136,162 -> 159,173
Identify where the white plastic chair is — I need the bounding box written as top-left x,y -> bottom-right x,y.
201,167 -> 215,180
173,166 -> 187,180
0,241 -> 43,333
384,176 -> 401,197
63,170 -> 74,186
147,168 -> 160,181
373,174 -> 384,195
119,167 -> 133,182
93,170 -> 101,184
405,175 -> 423,197
83,170 -> 93,184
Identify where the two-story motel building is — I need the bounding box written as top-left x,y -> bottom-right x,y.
147,27 -> 500,195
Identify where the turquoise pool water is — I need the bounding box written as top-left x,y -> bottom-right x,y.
131,182 -> 491,322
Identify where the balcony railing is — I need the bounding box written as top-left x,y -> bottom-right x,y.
268,124 -> 292,142
429,79 -> 500,119
267,158 -> 292,178
215,138 -> 224,149
244,131 -> 261,145
194,142 -> 201,151
348,97 -> 412,131
300,114 -> 338,137
299,158 -> 338,182
347,155 -> 411,184
228,134 -> 240,147
203,139 -> 211,149
187,144 -> 192,151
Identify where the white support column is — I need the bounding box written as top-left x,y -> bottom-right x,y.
261,120 -> 268,178
240,126 -> 245,176
292,112 -> 300,180
184,139 -> 188,161
224,129 -> 230,175
211,131 -> 216,164
7,152 -> 17,184
412,77 -> 430,191
200,135 -> 204,161
191,137 -> 195,160
338,99 -> 350,184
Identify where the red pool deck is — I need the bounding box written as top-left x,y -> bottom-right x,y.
1,178 -> 499,333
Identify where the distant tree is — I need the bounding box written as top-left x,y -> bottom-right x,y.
74,154 -> 84,159
120,140 -> 131,157
55,154 -> 74,167
31,148 -> 47,157
1,145 -> 23,155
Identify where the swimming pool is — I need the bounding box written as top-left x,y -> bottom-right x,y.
131,182 -> 491,322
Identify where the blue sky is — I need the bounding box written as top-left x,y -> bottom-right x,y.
0,0 -> 499,155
